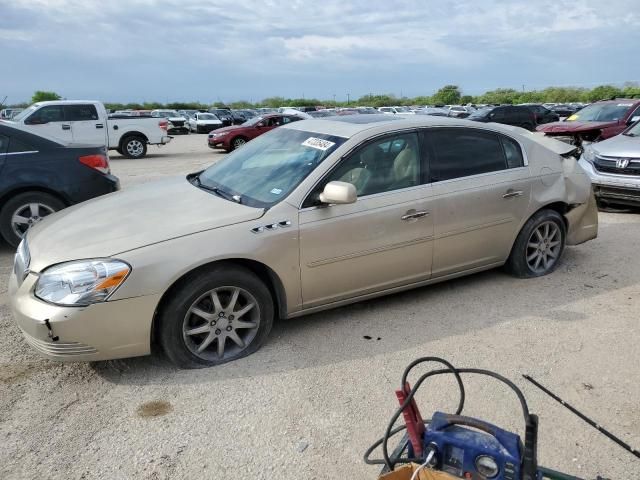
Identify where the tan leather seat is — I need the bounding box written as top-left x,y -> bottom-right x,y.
339,167 -> 371,195
391,148 -> 418,189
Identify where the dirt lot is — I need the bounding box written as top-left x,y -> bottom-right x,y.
1,134 -> 639,480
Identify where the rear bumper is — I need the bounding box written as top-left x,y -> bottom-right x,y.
9,271 -> 159,362
578,158 -> 640,205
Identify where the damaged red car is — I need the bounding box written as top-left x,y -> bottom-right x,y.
537,99 -> 640,145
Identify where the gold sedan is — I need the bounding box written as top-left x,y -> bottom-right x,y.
9,115 -> 598,368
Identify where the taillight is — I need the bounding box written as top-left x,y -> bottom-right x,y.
79,154 -> 110,174
159,119 -> 168,131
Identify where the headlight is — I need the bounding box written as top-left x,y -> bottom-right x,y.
475,455 -> 499,478
35,259 -> 130,306
582,145 -> 596,163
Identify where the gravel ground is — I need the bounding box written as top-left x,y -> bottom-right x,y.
1,134 -> 639,480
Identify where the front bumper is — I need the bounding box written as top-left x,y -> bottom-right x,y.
578,158 -> 640,206
9,271 -> 160,362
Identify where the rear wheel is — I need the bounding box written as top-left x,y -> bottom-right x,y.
158,265 -> 274,368
121,135 -> 147,159
0,192 -> 65,247
505,209 -> 566,278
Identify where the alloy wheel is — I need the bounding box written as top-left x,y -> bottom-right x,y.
182,286 -> 260,361
526,221 -> 562,274
126,139 -> 144,157
232,138 -> 246,149
11,203 -> 55,238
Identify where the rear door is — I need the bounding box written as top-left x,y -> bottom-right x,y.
424,127 -> 531,278
0,133 -> 8,172
65,104 -> 107,146
23,105 -> 72,143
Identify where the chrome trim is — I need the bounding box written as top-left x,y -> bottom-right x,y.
503,190 -> 524,198
1,150 -> 39,156
401,210 -> 429,220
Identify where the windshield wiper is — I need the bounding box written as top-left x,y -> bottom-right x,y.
190,174 -> 242,203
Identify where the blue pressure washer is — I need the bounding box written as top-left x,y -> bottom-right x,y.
364,357 -> 634,480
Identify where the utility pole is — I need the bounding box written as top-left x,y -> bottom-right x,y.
347,93 -> 350,105
333,94 -> 336,105
522,84 -> 525,93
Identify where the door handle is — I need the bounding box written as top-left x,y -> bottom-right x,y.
401,210 -> 429,221
61,124 -> 71,130
503,190 -> 523,199
96,123 -> 104,129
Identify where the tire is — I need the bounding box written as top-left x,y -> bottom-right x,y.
505,209 -> 566,278
116,147 -> 123,155
158,264 -> 274,368
121,135 -> 147,159
229,136 -> 247,151
0,192 -> 66,247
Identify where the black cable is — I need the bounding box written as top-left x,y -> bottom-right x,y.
367,357 -> 534,472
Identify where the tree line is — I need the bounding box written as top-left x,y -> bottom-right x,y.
6,84 -> 640,111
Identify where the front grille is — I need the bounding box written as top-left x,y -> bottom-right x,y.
21,331 -> 97,357
593,156 -> 640,176
594,185 -> 640,201
170,120 -> 184,127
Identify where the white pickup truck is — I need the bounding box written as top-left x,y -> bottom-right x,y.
7,100 -> 171,158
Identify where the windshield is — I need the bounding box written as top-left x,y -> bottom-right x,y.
12,105 -> 38,122
567,103 -> 632,122
197,128 -> 346,208
625,120 -> 640,136
468,107 -> 492,119
197,113 -> 216,120
242,116 -> 264,126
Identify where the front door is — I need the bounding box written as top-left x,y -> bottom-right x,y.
22,105 -> 73,143
299,131 -> 434,308
424,127 -> 532,277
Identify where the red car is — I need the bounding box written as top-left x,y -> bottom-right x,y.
208,113 -> 303,152
537,99 -> 640,144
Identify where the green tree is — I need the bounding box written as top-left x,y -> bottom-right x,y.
31,91 -> 61,103
432,85 -> 461,105
587,85 -> 623,102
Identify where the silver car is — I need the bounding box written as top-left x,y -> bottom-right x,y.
579,121 -> 640,208
9,115 -> 598,368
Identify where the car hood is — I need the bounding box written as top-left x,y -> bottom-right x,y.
537,120 -> 615,133
168,117 -> 186,122
591,133 -> 640,157
197,119 -> 223,124
26,177 -> 265,272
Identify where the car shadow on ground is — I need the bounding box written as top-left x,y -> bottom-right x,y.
87,216 -> 640,386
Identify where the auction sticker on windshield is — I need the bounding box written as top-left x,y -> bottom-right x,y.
302,137 -> 336,151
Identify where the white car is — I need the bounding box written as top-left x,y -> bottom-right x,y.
151,110 -> 189,135
188,112 -> 223,133
9,100 -> 171,158
378,106 -> 415,115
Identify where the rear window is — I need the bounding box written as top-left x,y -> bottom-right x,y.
65,104 -> 99,121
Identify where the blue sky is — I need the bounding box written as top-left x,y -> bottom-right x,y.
1,0 -> 639,104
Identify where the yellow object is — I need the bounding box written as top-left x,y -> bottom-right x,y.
378,464 -> 459,480
567,114 -> 578,121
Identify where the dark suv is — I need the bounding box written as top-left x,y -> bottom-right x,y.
522,104 -> 560,125
0,123 -> 119,247
468,106 -> 537,131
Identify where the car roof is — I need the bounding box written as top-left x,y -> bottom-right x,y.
281,114 -> 515,138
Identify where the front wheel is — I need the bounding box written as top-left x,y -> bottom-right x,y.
230,136 -> 247,151
158,265 -> 274,368
0,192 -> 65,247
505,209 -> 566,278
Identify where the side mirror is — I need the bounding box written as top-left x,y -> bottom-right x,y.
319,181 -> 357,205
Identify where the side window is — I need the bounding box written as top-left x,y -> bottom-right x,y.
24,106 -> 64,125
9,137 -> 36,153
320,132 -> 421,198
428,128 -> 507,181
267,116 -> 282,127
65,104 -> 99,121
501,137 -> 524,168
